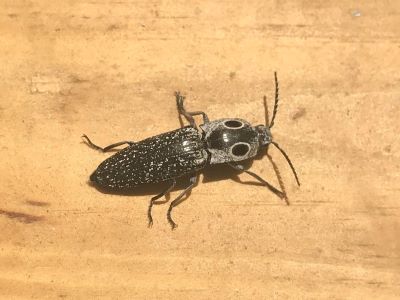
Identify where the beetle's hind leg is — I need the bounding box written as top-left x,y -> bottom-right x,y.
167,175 -> 198,230
175,92 -> 210,127
147,179 -> 176,228
82,135 -> 134,152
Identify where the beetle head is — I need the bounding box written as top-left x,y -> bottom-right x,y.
255,124 -> 272,146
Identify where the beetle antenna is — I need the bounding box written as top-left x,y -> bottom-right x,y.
271,141 -> 300,186
263,95 -> 270,126
269,72 -> 279,129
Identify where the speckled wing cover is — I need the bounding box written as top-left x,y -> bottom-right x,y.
90,126 -> 208,189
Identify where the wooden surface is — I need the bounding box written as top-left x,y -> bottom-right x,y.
1,1 -> 400,299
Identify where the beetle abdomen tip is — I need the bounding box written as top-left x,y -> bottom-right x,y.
90,171 -> 98,183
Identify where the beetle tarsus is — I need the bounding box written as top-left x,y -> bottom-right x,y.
82,134 -> 134,152
147,202 -> 154,228
165,176 -> 197,230
176,91 -> 210,126
82,134 -> 103,151
167,211 -> 178,230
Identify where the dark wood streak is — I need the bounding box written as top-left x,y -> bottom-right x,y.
0,209 -> 44,224
292,107 -> 306,120
25,200 -> 50,207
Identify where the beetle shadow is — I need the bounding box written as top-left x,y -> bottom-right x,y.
202,150 -> 289,204
87,158 -> 254,198
265,150 -> 289,205
88,149 -> 288,205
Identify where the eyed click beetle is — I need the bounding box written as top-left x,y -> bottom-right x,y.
83,72 -> 300,229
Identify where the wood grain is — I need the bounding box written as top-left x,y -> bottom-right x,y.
0,1 -> 399,299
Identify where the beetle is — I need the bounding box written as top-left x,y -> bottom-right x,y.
82,72 -> 300,229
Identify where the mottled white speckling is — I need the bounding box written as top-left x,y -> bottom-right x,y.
91,126 -> 208,189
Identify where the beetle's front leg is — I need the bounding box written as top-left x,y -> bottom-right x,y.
82,135 -> 134,152
167,175 -> 198,230
175,92 -> 210,127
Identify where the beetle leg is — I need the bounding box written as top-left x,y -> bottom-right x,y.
186,110 -> 210,124
167,175 -> 198,230
82,134 -> 134,152
175,91 -> 210,126
147,179 -> 176,228
228,163 -> 287,202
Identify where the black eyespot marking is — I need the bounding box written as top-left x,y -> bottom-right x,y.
224,120 -> 243,128
232,143 -> 250,156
